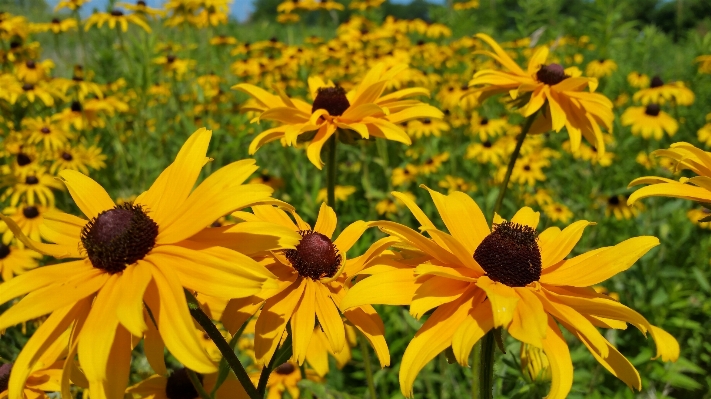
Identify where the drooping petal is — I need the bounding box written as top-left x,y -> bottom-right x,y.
451,290 -> 494,366
115,261 -> 153,337
314,202 -> 338,239
541,316 -> 573,399
314,283 -> 345,354
340,268 -> 417,310
291,280 -> 315,365
410,276 -> 470,319
476,276 -> 519,328
254,280 -> 306,365
508,288 -> 547,348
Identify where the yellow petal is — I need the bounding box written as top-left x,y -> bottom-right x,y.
340,268 -> 417,310
0,260 -> 92,306
333,220 -> 368,255
254,280 -> 306,365
314,283 -> 345,354
476,276 -> 519,328
540,220 -> 594,269
58,169 -> 114,220
305,328 -> 330,377
0,214 -> 82,258
540,236 -> 659,286
143,307 -> 167,375
306,123 -> 337,170
451,290 -> 493,366
574,324 -> 641,390
399,290 -> 473,398
115,261 -> 152,337
510,207 -> 540,229
628,183 -> 711,205
508,288 -> 547,348
410,276 -> 470,319
649,325 -> 680,362
291,279 -> 315,365
541,316 -> 573,399
314,202 -> 338,238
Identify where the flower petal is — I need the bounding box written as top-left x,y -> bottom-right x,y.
291,279 -> 315,365
451,290 -> 493,366
254,280 -> 306,365
314,283 -> 345,354
540,220 -> 594,268
314,202 -> 338,238
59,170 -> 114,220
476,276 -> 519,328
510,207 -> 540,229
541,316 -> 573,399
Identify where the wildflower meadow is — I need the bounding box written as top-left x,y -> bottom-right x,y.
2,0 -> 711,397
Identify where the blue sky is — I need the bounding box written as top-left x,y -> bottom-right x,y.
45,0 -> 444,21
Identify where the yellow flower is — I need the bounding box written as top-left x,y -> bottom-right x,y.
0,241 -> 40,281
543,202 -> 573,224
391,165 -> 418,186
627,71 -> 649,88
621,104 -> 678,140
469,112 -> 508,141
629,142 -> 711,206
0,204 -> 48,245
376,191 -> 416,216
54,0 -> 89,11
632,76 -> 692,105
126,368 -> 246,399
498,155 -> 548,187
438,175 -> 475,194
521,343 -> 551,382
342,187 -> 679,398
265,362 -> 301,399
350,0 -> 385,10
406,118 -> 450,138
119,0 -> 166,18
316,185 -> 356,203
153,55 -> 196,80
466,139 -> 505,165
604,195 -> 642,220
523,188 -> 553,207
0,129 -> 296,399
469,33 -> 614,154
84,9 -> 151,32
23,117 -> 73,151
233,63 -> 443,169
697,122 -> 711,147
585,58 -> 617,78
695,55 -> 711,74
306,324 -> 358,377
3,168 -> 64,207
418,152 -> 449,175
453,0 -> 479,10
276,13 -> 299,24
203,204 -> 390,370
15,59 -> 54,84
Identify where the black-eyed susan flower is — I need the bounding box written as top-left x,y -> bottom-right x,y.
603,194 -> 642,220
0,241 -> 40,281
406,118 -> 449,138
392,165 -> 418,187
627,71 -> 649,89
469,33 -> 614,154
23,117 -> 72,152
125,367 -> 247,399
687,208 -> 711,229
695,55 -> 711,74
84,9 -> 151,32
119,0 -> 165,18
54,0 -> 88,11
204,204 -> 390,370
15,59 -> 53,84
698,118 -> 711,147
453,0 -> 480,9
520,343 -> 551,383
469,112 -> 507,141
47,17 -> 78,33
629,142 -> 711,205
621,104 -> 678,140
49,146 -> 90,174
543,202 -> 573,224
350,0 -> 385,10
632,76 -> 685,105
585,58 -> 617,78
341,187 -> 679,398
154,54 -> 195,80
3,168 -> 63,207
466,139 -> 505,165
0,128 -> 300,399
418,152 -> 449,175
233,63 -> 443,169
438,175 -> 475,194
0,204 -> 47,244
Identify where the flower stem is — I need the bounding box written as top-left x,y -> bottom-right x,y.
326,133 -> 338,207
186,369 -> 212,399
185,291 -> 260,399
492,112 -> 538,217
359,333 -> 377,399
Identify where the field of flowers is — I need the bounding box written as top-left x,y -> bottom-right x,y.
2,0 -> 711,398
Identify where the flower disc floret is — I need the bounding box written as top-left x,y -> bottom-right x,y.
285,230 -> 341,280
473,221 -> 541,287
311,86 -> 350,116
22,206 -> 39,219
165,368 -> 200,399
81,203 -> 158,274
536,64 -> 568,85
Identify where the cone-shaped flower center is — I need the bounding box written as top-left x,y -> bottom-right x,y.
81,203 -> 158,274
71,101 -> 82,112
312,87 -> 350,117
0,243 -> 10,259
483,141 -> 492,148
25,60 -> 36,69
25,176 -> 39,185
644,104 -> 661,117
110,9 -> 124,16
52,18 -> 60,23
0,363 -> 13,393
650,76 -> 664,88
61,151 -> 73,161
275,362 -> 295,375
536,64 -> 568,86
22,83 -> 34,92
165,368 -> 200,399
608,196 -> 620,206
480,117 -> 489,125
23,206 -> 39,219
285,230 -> 341,280
473,221 -> 541,287
40,127 -> 50,134
16,152 -> 31,166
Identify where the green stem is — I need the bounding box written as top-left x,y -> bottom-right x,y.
185,291 -> 261,399
186,369 -> 212,399
360,333 -> 377,399
256,334 -> 293,396
491,112 -> 538,217
326,133 -> 338,207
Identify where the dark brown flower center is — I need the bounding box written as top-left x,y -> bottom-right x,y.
483,141 -> 492,148
645,104 -> 660,117
312,86 -> 350,117
61,151 -> 73,161
536,64 -> 568,85
22,83 -> 34,91
110,9 -> 124,16
650,76 -> 663,88
473,221 -> 541,287
285,230 -> 341,280
137,0 -> 146,5
16,152 -> 31,166
422,118 -> 431,125
275,362 -> 295,375
25,176 -> 39,185
23,206 -> 39,219
51,18 -> 60,24
0,363 -> 13,392
480,117 -> 489,125
523,165 -> 531,171
0,243 -> 10,259
608,196 -> 620,206
81,203 -> 158,274
165,368 -> 200,399
25,60 -> 35,69
166,54 -> 177,64
40,127 -> 51,134
71,101 -> 82,112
